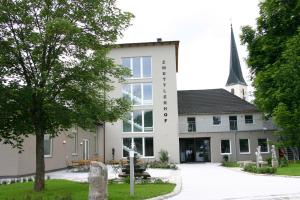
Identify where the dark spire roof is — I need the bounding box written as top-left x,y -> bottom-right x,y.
226,25 -> 247,86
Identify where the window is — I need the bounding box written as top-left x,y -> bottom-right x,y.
229,116 -> 237,130
221,140 -> 231,154
258,138 -> 269,153
123,110 -> 153,133
245,115 -> 253,124
71,126 -> 78,155
231,88 -> 234,94
122,57 -> 152,79
213,116 -> 221,125
44,134 -> 53,157
122,137 -> 154,157
239,139 -> 250,154
187,117 -> 196,132
122,83 -> 153,105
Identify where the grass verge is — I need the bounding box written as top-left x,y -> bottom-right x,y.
276,162 -> 300,176
0,179 -> 175,200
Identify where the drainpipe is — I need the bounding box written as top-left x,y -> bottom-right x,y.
103,122 -> 106,164
234,130 -> 238,162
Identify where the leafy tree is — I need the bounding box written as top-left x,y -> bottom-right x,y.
0,0 -> 133,191
241,0 -> 300,147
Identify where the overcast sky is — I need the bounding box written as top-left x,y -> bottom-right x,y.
116,0 -> 260,95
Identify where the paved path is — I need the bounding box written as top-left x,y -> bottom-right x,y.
169,163 -> 300,200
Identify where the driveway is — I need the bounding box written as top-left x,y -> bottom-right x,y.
169,163 -> 300,200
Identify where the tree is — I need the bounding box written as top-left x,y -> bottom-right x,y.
241,0 -> 300,147
0,0 -> 133,191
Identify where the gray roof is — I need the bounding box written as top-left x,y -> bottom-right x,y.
177,89 -> 259,115
226,25 -> 247,86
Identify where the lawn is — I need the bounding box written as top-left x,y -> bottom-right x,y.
0,180 -> 175,200
276,162 -> 300,176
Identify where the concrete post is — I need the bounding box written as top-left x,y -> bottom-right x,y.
130,150 -> 134,196
88,161 -> 108,200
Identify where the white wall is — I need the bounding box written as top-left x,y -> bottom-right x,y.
105,43 -> 180,163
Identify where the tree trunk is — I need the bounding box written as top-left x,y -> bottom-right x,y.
34,130 -> 45,191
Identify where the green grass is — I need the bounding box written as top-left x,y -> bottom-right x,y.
0,179 -> 175,200
276,162 -> 300,176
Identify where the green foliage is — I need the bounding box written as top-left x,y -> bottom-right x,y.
0,0 -> 133,191
241,0 -> 300,147
159,149 -> 169,163
148,161 -> 178,170
222,155 -> 229,162
266,157 -> 272,166
222,161 -> 240,168
243,164 -> 277,174
0,179 -> 175,200
276,161 -> 300,176
279,157 -> 289,167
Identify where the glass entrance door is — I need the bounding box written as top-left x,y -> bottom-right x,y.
83,139 -> 90,160
180,138 -> 211,163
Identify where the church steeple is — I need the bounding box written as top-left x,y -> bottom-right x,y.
226,24 -> 247,86
225,24 -> 248,100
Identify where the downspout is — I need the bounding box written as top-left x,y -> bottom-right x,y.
103,122 -> 106,163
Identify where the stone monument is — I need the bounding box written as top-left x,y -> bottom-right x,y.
271,145 -> 278,167
255,146 -> 263,167
88,161 -> 108,200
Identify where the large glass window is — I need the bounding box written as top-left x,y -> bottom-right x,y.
44,134 -> 52,157
213,116 -> 221,125
239,139 -> 250,154
187,117 -> 196,132
122,137 -> 154,157
245,115 -> 253,124
258,138 -> 269,153
122,83 -> 152,105
145,138 -> 154,156
121,57 -> 152,78
123,110 -> 153,133
221,140 -> 231,154
123,138 -> 132,157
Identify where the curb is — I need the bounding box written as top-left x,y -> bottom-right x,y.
147,169 -> 182,200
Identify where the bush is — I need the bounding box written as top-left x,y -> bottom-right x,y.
222,161 -> 239,168
223,155 -> 229,162
266,157 -> 272,166
243,164 -> 277,174
279,157 -> 289,167
159,150 -> 169,163
148,161 -> 177,170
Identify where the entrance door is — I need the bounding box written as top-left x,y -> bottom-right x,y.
180,138 -> 211,163
83,139 -> 90,160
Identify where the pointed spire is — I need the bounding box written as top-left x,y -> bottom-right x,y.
226,24 -> 247,86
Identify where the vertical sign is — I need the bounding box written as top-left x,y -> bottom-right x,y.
162,60 -> 168,123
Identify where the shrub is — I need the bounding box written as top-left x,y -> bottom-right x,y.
243,164 -> 277,174
148,161 -> 177,170
28,177 -> 33,182
266,157 -> 272,166
2,180 -> 7,185
10,179 -> 15,184
153,178 -> 164,184
223,155 -> 229,162
124,176 -> 130,184
159,149 -> 169,163
279,157 -> 288,167
222,161 -> 239,168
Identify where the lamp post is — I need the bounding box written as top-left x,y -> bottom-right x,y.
129,149 -> 134,196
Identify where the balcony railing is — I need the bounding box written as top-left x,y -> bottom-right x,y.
229,120 -> 237,131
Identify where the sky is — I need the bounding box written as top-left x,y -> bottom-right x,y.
116,0 -> 260,96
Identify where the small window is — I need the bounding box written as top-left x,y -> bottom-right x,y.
187,117 -> 196,132
239,139 -> 250,154
221,140 -> 231,154
258,138 -> 269,153
231,88 -> 234,94
44,134 -> 53,157
245,115 -> 253,124
213,116 -> 221,125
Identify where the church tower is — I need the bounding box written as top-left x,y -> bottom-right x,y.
225,25 -> 248,100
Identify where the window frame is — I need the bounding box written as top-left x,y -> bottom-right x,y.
71,126 -> 78,156
44,134 -> 53,158
239,138 -> 251,154
122,83 -> 153,106
123,110 -> 153,133
213,116 -> 221,126
187,117 -> 196,132
220,139 -> 231,155
121,57 -> 152,79
245,115 -> 254,124
122,137 -> 154,158
258,138 -> 269,153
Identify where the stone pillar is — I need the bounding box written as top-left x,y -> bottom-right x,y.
88,161 -> 108,200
